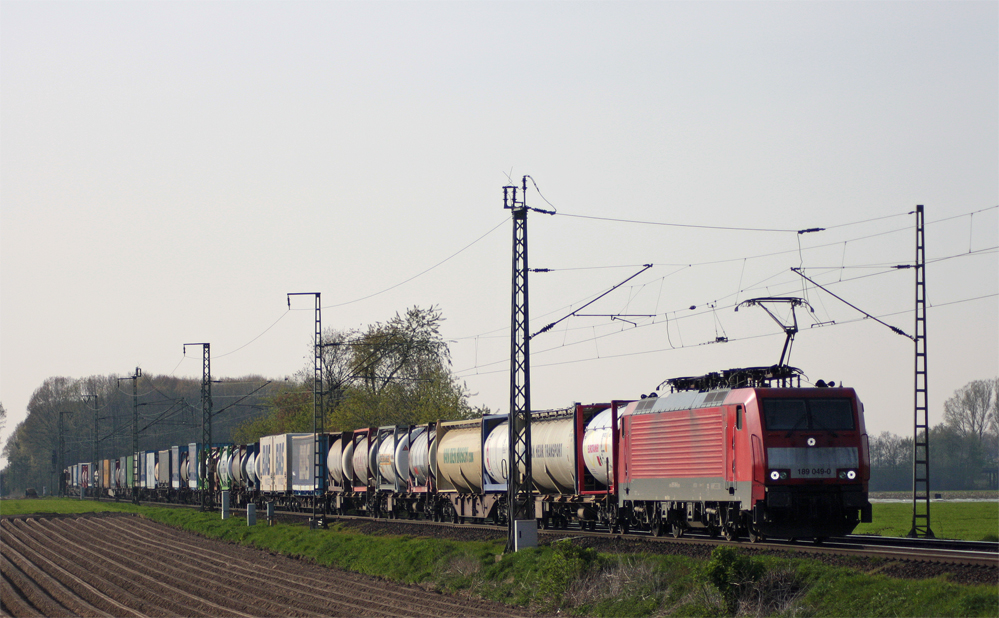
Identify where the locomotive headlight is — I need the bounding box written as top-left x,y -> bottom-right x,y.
807,437 -> 817,446
837,469 -> 858,480
769,469 -> 789,481
770,470 -> 780,481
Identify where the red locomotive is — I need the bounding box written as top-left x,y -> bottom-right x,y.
616,366 -> 872,542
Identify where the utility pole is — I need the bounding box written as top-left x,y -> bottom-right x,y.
505,177 -> 535,551
288,293 -> 326,529
58,410 -> 72,497
118,368 -> 141,505
86,393 -> 99,500
909,205 -> 934,538
185,343 -> 212,511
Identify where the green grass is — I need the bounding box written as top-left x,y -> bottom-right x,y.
0,497 -> 142,516
855,502 -> 999,541
3,497 -> 996,617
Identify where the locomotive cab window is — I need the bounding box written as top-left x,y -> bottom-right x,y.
736,405 -> 743,430
761,398 -> 854,432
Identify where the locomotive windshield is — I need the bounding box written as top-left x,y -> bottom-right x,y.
761,398 -> 855,431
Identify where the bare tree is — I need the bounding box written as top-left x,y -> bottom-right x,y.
943,379 -> 997,440
869,431 -> 909,468
991,377 -> 999,437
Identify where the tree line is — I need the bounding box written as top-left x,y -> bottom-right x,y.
868,378 -> 999,491
0,306 -> 483,497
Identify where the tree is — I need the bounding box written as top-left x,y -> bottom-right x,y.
943,378 -> 997,440
0,401 -> 6,436
231,306 -> 482,439
351,306 -> 451,397
867,431 -> 911,491
328,306 -> 480,430
931,423 -> 988,490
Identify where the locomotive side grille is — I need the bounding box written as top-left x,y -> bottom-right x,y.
628,411 -> 724,478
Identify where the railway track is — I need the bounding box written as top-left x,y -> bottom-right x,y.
257,504 -> 999,569
74,497 -> 999,570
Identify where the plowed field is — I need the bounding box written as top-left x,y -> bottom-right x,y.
0,514 -> 530,617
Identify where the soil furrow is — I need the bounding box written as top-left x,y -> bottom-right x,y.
4,520 -> 186,618
1,521 -> 149,618
0,551 -> 70,618
28,518 -> 248,618
1,514 -> 534,618
1,573 -> 45,618
0,542 -> 108,618
96,518 -> 450,617
68,518 -> 333,618
121,516 -> 521,617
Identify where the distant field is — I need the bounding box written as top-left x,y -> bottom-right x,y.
855,501 -> 998,541
869,490 -> 998,501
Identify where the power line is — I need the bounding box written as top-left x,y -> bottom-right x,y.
323,217 -> 507,309
555,211 -> 800,233
455,293 -> 995,379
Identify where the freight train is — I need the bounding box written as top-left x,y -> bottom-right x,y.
64,366 -> 872,542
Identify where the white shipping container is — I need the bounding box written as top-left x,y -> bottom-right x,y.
258,436 -> 274,492
171,446 -> 181,489
290,434 -> 314,493
145,452 -> 156,489
157,450 -> 171,486
188,443 -> 200,489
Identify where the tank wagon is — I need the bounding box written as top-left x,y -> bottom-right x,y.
70,366 -> 872,542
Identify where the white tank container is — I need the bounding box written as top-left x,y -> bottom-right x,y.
327,437 -> 343,485
217,452 -> 229,484
395,427 -> 420,483
582,408 -> 614,486
483,421 -> 509,483
377,434 -> 396,484
245,452 -> 256,486
230,450 -> 243,484
342,437 -> 356,485
409,428 -> 434,486
368,434 -> 382,481
351,434 -> 369,485
436,423 -> 482,493
529,418 -> 576,494
180,453 -> 190,483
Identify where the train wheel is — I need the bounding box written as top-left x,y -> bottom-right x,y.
749,527 -> 764,543
652,521 -> 664,537
813,537 -> 826,545
670,523 -> 683,539
723,525 -> 738,542
708,526 -> 719,539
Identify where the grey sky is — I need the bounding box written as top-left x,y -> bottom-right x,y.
1,1 -> 996,461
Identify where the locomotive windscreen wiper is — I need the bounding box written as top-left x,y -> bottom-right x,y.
784,414 -> 808,438
806,413 -> 839,438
